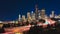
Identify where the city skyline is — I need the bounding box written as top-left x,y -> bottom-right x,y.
0,0 -> 60,20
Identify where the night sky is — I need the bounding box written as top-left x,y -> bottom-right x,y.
0,0 -> 60,21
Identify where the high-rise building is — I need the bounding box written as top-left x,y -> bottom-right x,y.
32,13 -> 36,20
31,11 -> 34,17
27,12 -> 32,22
40,9 -> 46,19
18,14 -> 21,21
50,10 -> 55,18
27,12 -> 30,17
51,10 -> 55,18
35,4 -> 38,19
22,15 -> 26,22
38,10 -> 41,19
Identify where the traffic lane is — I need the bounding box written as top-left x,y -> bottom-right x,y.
4,25 -> 31,33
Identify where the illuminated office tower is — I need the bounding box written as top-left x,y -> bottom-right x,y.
32,13 -> 36,20
31,11 -> 34,17
49,11 -> 55,18
18,14 -> 21,21
40,9 -> 46,19
27,12 -> 32,22
31,11 -> 35,20
22,15 -> 26,22
35,4 -> 38,19
27,12 -> 31,18
51,11 -> 55,18
38,10 -> 41,19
